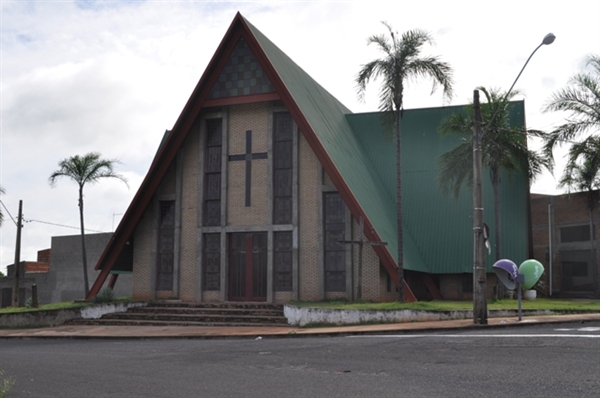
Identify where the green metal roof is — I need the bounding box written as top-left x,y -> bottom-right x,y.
247,16 -> 528,274
348,105 -> 529,273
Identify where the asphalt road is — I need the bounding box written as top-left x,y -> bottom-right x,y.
1,321 -> 599,398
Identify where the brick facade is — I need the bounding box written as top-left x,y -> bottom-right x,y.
531,191 -> 599,298
127,101 -> 398,303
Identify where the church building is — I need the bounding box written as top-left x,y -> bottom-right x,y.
88,13 -> 530,303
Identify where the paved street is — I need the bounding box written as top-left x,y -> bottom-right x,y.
1,321 -> 598,397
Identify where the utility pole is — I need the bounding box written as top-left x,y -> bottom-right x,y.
472,91 -> 487,324
12,200 -> 23,307
470,33 -> 555,325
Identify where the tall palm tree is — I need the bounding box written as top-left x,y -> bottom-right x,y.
543,54 -> 600,157
49,152 -> 128,297
439,87 -> 550,267
558,136 -> 600,275
356,23 -> 454,301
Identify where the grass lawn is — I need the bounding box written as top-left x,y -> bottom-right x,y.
0,297 -> 133,314
290,298 -> 600,312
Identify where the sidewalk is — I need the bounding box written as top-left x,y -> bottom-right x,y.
1,313 -> 599,339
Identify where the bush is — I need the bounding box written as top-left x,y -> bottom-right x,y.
92,288 -> 115,304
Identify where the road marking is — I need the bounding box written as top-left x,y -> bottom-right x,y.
349,334 -> 600,339
555,327 -> 600,332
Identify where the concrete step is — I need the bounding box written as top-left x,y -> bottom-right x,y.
74,318 -> 288,327
148,301 -> 284,311
101,312 -> 288,324
130,306 -> 284,317
69,301 -> 288,327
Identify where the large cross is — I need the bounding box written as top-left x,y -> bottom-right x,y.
339,216 -> 387,301
228,130 -> 268,207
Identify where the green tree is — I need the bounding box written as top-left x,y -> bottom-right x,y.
439,87 -> 550,264
543,54 -> 600,156
356,23 -> 454,301
49,152 -> 128,298
559,136 -> 600,272
543,54 -> 600,291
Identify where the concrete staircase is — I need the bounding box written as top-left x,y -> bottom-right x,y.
72,301 -> 288,327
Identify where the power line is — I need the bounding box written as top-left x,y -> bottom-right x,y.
0,199 -> 18,226
24,219 -> 106,233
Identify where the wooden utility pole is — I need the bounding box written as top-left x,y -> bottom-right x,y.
12,200 -> 23,307
472,90 -> 487,324
339,216 -> 387,301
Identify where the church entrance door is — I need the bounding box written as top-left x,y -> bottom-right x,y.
228,233 -> 267,301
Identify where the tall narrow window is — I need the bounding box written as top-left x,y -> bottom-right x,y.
324,192 -> 346,292
203,234 -> 221,290
274,231 -> 293,291
157,200 -> 175,291
204,119 -> 222,227
273,112 -> 293,224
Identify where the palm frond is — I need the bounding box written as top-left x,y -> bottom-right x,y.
543,53 -> 600,149
438,142 -> 473,198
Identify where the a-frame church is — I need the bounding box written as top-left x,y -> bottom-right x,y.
88,13 -> 530,303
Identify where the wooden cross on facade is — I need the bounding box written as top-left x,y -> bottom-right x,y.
228,130 -> 268,207
339,216 -> 387,301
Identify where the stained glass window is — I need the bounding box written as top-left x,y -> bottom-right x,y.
204,119 -> 222,226
324,192 -> 346,292
273,112 -> 293,224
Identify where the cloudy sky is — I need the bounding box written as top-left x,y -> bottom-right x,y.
1,0 -> 599,273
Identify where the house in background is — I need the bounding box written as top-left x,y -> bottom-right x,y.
88,13 -> 530,303
1,233 -> 132,307
0,250 -> 50,307
531,191 -> 599,298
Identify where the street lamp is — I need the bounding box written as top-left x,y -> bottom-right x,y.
472,33 -> 555,325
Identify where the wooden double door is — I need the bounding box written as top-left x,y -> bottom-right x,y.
228,233 -> 267,301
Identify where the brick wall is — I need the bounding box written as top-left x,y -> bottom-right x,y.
350,217 -> 382,301
531,191 -> 599,297
439,273 -> 499,301
179,128 -> 200,301
227,102 -> 269,226
132,207 -> 153,300
37,249 -> 51,264
298,133 -> 321,301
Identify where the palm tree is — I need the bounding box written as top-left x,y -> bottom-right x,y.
439,87 -> 550,270
356,23 -> 454,301
558,136 -> 600,275
49,152 -> 128,298
543,54 -> 600,157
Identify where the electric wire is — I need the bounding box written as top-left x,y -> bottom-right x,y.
0,199 -> 18,226
23,219 -> 105,233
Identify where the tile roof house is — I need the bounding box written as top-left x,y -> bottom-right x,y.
88,13 -> 530,302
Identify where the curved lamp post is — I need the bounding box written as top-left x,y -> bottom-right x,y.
472,33 -> 555,325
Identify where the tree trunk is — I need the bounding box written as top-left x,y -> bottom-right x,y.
79,185 -> 90,298
492,169 -> 504,299
396,107 -> 404,302
492,172 -> 501,261
588,192 -> 597,295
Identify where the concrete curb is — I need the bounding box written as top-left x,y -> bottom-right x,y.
1,313 -> 598,340
282,305 -> 592,326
